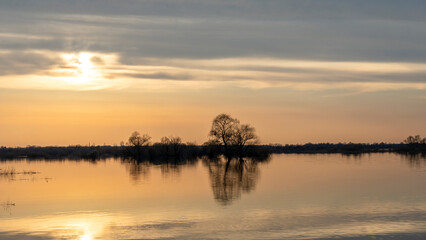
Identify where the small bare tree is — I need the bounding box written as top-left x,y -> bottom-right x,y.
127,131 -> 151,158
232,124 -> 259,158
403,135 -> 426,144
128,131 -> 151,147
161,136 -> 184,157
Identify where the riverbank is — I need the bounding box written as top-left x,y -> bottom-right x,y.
0,143 -> 424,160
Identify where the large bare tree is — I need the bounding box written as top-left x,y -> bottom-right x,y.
208,114 -> 258,157
209,114 -> 240,153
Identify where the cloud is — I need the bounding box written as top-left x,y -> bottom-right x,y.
1,0 -> 425,22
0,51 -> 59,76
1,1 -> 426,62
0,231 -> 54,240
0,1 -> 425,93
0,51 -> 425,92
122,72 -> 193,81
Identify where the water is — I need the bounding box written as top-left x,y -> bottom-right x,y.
0,153 -> 425,240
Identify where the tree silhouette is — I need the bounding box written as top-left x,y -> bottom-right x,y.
160,136 -> 184,158
128,131 -> 151,147
232,124 -> 259,158
208,114 -> 259,158
209,114 -> 240,154
127,131 -> 151,157
403,135 -> 426,144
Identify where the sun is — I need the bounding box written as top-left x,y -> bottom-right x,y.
61,52 -> 99,85
77,53 -> 95,77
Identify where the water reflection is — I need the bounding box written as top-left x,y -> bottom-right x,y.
338,152 -> 426,168
121,156 -> 199,182
123,159 -> 151,182
399,153 -> 426,168
1,201 -> 15,215
0,211 -> 115,240
203,156 -> 269,205
104,155 -> 270,204
0,153 -> 425,239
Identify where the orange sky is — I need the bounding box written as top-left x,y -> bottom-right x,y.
1,85 -> 425,146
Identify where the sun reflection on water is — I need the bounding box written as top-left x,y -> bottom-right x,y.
79,233 -> 93,240
0,211 -> 114,239
63,216 -> 105,240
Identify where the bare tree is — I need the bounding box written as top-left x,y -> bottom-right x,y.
232,124 -> 259,158
403,135 -> 426,144
161,136 -> 184,157
209,114 -> 240,153
127,131 -> 151,158
160,136 -> 182,145
208,114 -> 259,157
128,131 -> 151,147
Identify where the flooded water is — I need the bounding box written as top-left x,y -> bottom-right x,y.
0,153 -> 425,240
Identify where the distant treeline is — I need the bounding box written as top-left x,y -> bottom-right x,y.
0,142 -> 424,160
265,143 -> 400,154
266,135 -> 426,154
0,145 -> 123,160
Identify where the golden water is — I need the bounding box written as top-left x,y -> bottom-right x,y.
0,153 -> 425,239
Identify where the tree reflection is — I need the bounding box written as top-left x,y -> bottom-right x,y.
123,159 -> 151,182
121,157 -> 198,182
398,152 -> 426,168
203,156 -> 270,205
1,201 -> 15,215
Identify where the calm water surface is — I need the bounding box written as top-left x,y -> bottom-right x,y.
0,153 -> 425,240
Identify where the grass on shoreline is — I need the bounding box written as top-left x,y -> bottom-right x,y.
0,168 -> 40,176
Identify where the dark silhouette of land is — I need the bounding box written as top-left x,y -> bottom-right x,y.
0,140 -> 424,160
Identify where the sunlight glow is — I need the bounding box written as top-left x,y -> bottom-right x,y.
80,233 -> 93,240
62,52 -> 98,84
66,219 -> 101,240
1,51 -> 426,92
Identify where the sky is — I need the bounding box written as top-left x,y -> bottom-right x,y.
0,0 -> 425,146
